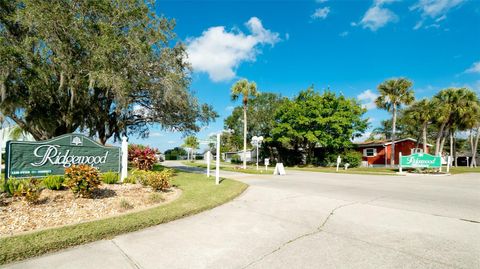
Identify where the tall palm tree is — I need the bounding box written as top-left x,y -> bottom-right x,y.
231,79 -> 258,169
375,78 -> 414,166
432,88 -> 478,156
403,99 -> 434,153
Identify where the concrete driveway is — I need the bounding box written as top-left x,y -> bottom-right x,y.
4,162 -> 480,269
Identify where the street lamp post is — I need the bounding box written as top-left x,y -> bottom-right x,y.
251,136 -> 264,170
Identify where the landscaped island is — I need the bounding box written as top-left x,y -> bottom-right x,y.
0,162 -> 247,265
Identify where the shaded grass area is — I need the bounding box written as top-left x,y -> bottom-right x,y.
448,167 -> 480,174
182,161 -> 271,175
182,161 -> 480,175
288,166 -> 398,175
0,171 -> 247,265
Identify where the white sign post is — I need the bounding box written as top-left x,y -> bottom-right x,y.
265,158 -> 269,171
251,136 -> 264,170
336,155 -> 341,172
215,133 -> 220,185
399,152 -> 403,173
120,136 -> 128,182
273,163 -> 286,175
446,156 -> 451,173
206,151 -> 211,177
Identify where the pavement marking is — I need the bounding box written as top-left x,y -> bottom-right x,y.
111,240 -> 142,269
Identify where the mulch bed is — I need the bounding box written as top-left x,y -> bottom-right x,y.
0,183 -> 180,237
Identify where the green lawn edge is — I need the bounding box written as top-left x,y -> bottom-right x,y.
182,161 -> 480,175
0,171 -> 248,265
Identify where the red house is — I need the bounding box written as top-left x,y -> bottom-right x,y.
355,138 -> 432,166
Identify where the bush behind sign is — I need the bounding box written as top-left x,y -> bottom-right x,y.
5,134 -> 120,179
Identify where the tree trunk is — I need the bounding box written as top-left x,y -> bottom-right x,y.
422,122 -> 428,153
243,104 -> 247,169
449,130 -> 453,167
471,127 -> 479,168
435,121 -> 447,156
391,104 -> 397,167
439,130 -> 447,156
453,131 -> 458,167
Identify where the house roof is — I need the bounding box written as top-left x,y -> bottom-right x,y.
355,137 -> 433,147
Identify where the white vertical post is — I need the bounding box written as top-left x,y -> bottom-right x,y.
216,133 -> 220,185
256,144 -> 259,170
399,152 -> 402,173
446,156 -> 451,173
120,136 -> 128,182
336,155 -> 341,172
206,151 -> 211,177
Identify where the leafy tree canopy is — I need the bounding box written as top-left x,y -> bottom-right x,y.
0,0 -> 217,144
271,88 -> 368,163
224,92 -> 286,145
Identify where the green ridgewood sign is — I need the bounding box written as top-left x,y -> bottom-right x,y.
400,153 -> 441,168
5,134 -> 120,179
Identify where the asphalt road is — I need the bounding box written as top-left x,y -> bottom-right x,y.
4,161 -> 480,269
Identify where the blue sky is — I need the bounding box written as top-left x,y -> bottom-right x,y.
129,0 -> 480,151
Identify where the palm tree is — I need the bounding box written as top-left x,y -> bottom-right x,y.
231,79 -> 259,169
432,88 -> 479,157
403,99 -> 435,153
182,135 -> 199,161
375,78 -> 414,166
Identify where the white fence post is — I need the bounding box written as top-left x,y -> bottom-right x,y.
120,136 -> 128,182
446,156 -> 451,173
216,134 -> 220,185
206,151 -> 211,177
399,152 -> 402,173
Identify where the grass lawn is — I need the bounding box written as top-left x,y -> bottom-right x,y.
288,166 -> 398,175
182,161 -> 271,174
0,170 -> 247,265
448,167 -> 480,174
182,161 -> 480,175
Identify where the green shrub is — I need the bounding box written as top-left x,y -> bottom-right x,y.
22,179 -> 43,204
42,175 -> 64,190
64,165 -> 101,198
231,154 -> 241,164
342,150 -> 362,168
122,176 -> 136,184
101,172 -> 119,184
145,169 -> 173,191
129,169 -> 173,191
2,178 -> 25,197
2,178 -> 43,204
129,169 -> 150,185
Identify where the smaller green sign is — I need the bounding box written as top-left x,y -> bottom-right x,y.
400,153 -> 441,168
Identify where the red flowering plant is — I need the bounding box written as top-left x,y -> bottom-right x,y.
128,144 -> 159,170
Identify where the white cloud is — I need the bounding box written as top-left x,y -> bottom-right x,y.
311,7 -> 331,20
339,31 -> 349,37
357,89 -> 379,110
316,0 -> 328,3
411,0 -> 464,18
465,61 -> 480,74
411,0 -> 465,29
150,132 -> 163,137
167,140 -> 177,144
186,17 -> 280,82
359,4 -> 398,31
225,105 -> 235,111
